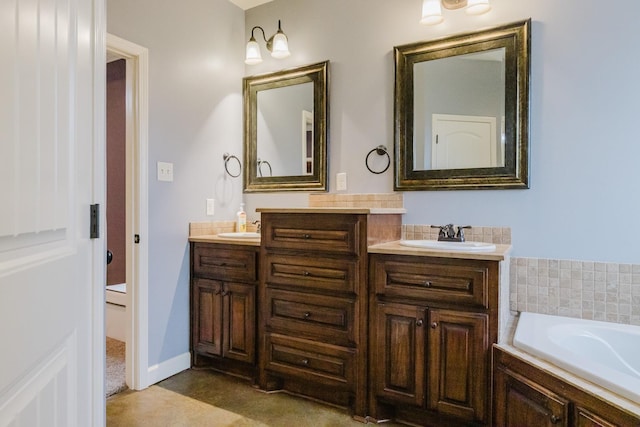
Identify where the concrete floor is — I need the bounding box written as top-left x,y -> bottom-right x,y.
107,369 -> 406,426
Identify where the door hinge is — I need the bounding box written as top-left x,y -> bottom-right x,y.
90,204 -> 100,239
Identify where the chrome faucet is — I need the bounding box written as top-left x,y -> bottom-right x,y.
431,224 -> 471,242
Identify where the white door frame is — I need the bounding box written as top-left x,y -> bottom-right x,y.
106,33 -> 150,390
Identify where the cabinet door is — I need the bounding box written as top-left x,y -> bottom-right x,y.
575,407 -> 618,427
427,309 -> 488,423
372,302 -> 426,407
193,278 -> 223,357
494,365 -> 569,427
223,282 -> 256,364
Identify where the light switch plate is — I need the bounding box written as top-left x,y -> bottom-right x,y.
157,162 -> 174,182
336,172 -> 347,191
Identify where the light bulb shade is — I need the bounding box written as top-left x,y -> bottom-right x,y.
245,39 -> 262,65
270,32 -> 290,59
466,0 -> 491,15
420,0 -> 444,25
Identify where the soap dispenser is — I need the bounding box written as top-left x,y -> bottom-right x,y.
236,203 -> 247,232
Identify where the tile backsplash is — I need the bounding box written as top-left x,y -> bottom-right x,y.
309,193 -> 403,209
511,258 -> 640,326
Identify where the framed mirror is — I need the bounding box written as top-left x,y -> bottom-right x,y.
243,61 -> 329,192
394,19 -> 530,190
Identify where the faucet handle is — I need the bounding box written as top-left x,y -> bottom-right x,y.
456,225 -> 471,241
431,224 -> 456,240
251,220 -> 261,233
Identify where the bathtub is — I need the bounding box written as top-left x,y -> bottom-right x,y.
513,312 -> 640,403
106,283 -> 126,342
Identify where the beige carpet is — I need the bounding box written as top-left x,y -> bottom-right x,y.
106,337 -> 127,397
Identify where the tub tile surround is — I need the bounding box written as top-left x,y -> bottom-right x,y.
511,257 -> 640,326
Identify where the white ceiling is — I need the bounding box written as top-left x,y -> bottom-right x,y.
228,0 -> 273,10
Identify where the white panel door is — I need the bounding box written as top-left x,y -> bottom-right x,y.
432,114 -> 497,169
0,0 -> 104,425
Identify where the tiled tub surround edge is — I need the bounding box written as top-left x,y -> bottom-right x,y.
511,257 -> 640,326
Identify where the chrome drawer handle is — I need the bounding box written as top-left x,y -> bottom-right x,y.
431,322 -> 438,329
301,359 -> 309,365
302,271 -> 310,276
423,281 -> 432,287
303,234 -> 311,239
303,312 -> 311,319
550,415 -> 561,424
416,319 -> 424,327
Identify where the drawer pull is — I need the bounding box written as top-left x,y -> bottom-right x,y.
550,415 -> 561,424
431,322 -> 438,329
423,281 -> 432,287
303,312 -> 311,319
301,358 -> 309,365
302,270 -> 310,276
416,319 -> 424,327
303,234 -> 311,239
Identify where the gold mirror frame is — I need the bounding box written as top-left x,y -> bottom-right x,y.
243,61 -> 329,192
394,19 -> 530,190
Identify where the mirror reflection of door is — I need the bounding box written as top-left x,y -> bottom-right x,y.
302,110 -> 313,175
431,114 -> 499,169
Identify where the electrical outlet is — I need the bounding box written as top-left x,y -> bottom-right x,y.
157,162 -> 174,182
206,199 -> 215,216
336,172 -> 347,191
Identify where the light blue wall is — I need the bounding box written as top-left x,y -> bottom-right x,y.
245,0 -> 640,264
107,0 -> 245,366
106,0 -> 640,373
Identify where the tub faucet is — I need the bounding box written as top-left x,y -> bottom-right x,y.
431,224 -> 471,242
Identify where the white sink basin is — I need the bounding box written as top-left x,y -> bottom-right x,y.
217,232 -> 261,239
399,240 -> 496,252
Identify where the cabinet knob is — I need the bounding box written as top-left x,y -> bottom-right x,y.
301,359 -> 309,365
550,415 -> 561,424
303,234 -> 311,239
416,319 -> 424,327
423,281 -> 432,287
303,271 -> 310,276
431,322 -> 438,329
303,312 -> 311,319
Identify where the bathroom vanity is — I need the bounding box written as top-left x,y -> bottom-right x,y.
189,237 -> 260,380
256,208 -> 402,421
189,210 -> 519,426
367,241 -> 511,426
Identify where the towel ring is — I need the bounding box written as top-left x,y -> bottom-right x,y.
223,153 -> 241,178
365,145 -> 391,174
257,158 -> 272,177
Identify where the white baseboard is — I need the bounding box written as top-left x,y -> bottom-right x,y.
146,352 -> 190,386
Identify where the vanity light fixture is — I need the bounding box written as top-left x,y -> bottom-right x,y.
420,0 -> 491,26
245,20 -> 290,65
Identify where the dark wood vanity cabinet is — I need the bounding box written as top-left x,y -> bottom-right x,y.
190,242 -> 259,380
368,253 -> 500,426
258,211 -> 400,421
493,347 -> 640,427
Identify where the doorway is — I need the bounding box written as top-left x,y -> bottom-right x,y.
106,34 -> 150,391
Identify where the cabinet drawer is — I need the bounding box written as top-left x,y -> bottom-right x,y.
264,333 -> 355,389
264,253 -> 357,294
265,289 -> 355,346
192,243 -> 257,282
371,255 -> 489,308
262,213 -> 362,255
